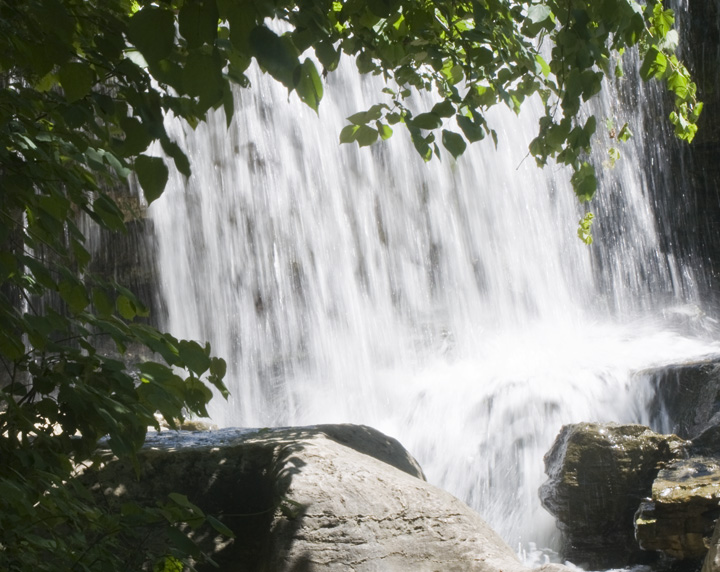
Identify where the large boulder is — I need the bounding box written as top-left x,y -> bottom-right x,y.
88,424 -> 567,572
539,422 -> 687,568
635,456 -> 720,561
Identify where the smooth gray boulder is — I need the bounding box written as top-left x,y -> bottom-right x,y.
88,424 -> 566,572
539,422 -> 688,568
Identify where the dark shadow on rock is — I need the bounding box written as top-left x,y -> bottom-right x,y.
285,553 -> 314,572
312,423 -> 426,480
83,430 -> 309,572
645,359 -> 720,439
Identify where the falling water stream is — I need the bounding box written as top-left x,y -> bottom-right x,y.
148,34 -> 720,561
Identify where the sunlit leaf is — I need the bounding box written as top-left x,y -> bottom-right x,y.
294,58 -> 323,112
571,162 -> 597,202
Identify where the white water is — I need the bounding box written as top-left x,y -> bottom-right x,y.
149,51 -> 720,556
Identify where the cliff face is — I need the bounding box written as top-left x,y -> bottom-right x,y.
676,0 -> 720,301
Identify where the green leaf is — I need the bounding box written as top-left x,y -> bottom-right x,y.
154,556 -> 184,572
355,125 -> 378,147
376,121 -> 393,140
206,514 -> 235,538
161,137 -> 192,178
120,116 -> 152,157
0,331 -> 25,361
179,0 -> 219,49
652,3 -> 675,37
441,130 -> 467,159
127,8 -> 176,64
457,114 -> 485,142
93,288 -> 114,318
178,340 -> 211,375
209,357 -> 227,378
93,194 -> 126,233
294,59 -> 323,113
577,212 -> 594,245
527,5 -> 552,23
250,26 -> 299,89
116,294 -> 137,320
535,55 -> 551,78
571,162 -> 597,202
617,123 -> 633,142
168,493 -> 204,516
183,51 -> 225,109
367,0 -> 400,18
223,85 -> 235,127
640,47 -> 667,81
59,62 -> 94,103
667,71 -> 689,100
135,155 -> 169,204
347,105 -> 385,126
38,193 -> 71,222
59,280 -> 90,314
410,112 -> 442,130
315,40 -> 341,72
410,130 -> 433,161
166,527 -> 202,559
432,100 -> 456,118
339,124 -> 360,143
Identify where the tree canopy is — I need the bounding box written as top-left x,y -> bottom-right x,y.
0,0 -> 699,569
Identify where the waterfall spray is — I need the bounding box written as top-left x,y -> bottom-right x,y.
149,43 -> 720,554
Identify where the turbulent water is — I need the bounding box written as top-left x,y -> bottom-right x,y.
148,41 -> 720,558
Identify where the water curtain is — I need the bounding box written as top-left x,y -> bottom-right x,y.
149,44 -> 719,552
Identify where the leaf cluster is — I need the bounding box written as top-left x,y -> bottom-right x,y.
0,0 -> 233,567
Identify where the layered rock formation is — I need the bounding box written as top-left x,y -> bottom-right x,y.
539,422 -> 688,568
635,456 -> 720,560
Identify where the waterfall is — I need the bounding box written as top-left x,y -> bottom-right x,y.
148,38 -> 720,556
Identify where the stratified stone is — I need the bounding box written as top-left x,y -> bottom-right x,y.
539,422 -> 688,568
636,457 -> 720,560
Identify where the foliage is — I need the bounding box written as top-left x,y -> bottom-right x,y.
319,0 -> 700,207
0,0 -> 231,568
0,0 -> 699,569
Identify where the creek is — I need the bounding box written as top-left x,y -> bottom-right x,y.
147,32 -> 720,561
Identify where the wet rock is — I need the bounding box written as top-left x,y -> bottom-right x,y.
539,422 -> 688,568
645,359 -> 720,440
702,518 -> 720,572
87,423 -> 559,572
635,457 -> 720,561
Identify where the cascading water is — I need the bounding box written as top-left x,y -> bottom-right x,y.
148,28 -> 720,560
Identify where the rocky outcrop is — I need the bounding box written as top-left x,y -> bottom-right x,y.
644,359 -> 720,439
635,456 -> 720,560
635,424 -> 720,563
539,422 -> 688,568
88,424 -> 566,572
